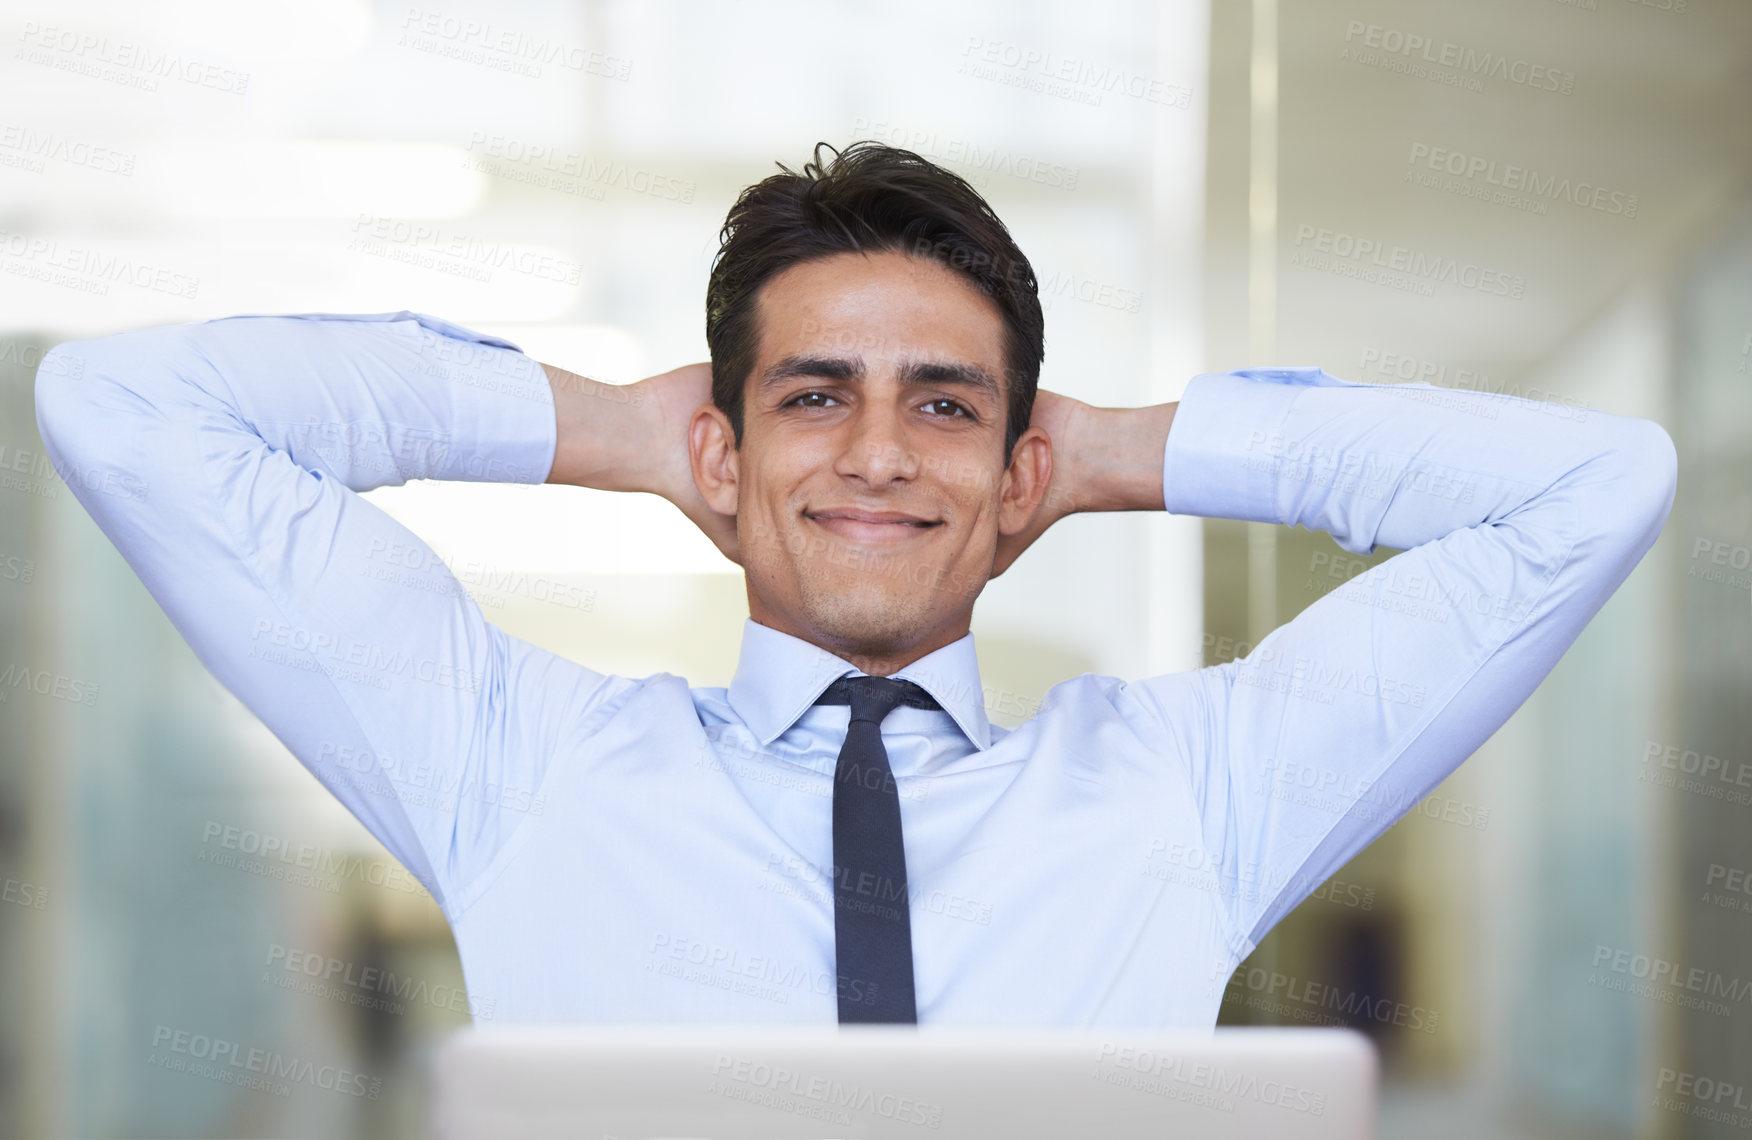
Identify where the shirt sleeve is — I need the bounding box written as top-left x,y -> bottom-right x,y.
33,312 -> 633,915
1117,367 -> 1677,960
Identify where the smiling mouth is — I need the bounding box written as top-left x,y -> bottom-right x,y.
802,509 -> 943,542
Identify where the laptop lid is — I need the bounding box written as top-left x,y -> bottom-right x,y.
428,1024 -> 1377,1139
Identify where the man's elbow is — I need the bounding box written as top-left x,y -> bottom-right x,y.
33,339 -> 100,471
1600,416 -> 1679,551
1623,416 -> 1678,519
33,326 -> 196,471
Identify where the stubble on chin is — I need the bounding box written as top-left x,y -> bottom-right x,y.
794,568 -> 933,660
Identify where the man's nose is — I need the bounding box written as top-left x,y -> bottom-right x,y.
834,401 -> 920,486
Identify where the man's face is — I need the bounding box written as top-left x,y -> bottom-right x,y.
691,249 -> 1048,669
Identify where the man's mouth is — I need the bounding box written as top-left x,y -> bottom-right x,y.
802,507 -> 944,543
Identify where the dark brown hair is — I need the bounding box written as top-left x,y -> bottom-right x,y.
705,140 -> 1044,462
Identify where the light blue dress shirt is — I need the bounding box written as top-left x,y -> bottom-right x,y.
34,311 -> 1676,1027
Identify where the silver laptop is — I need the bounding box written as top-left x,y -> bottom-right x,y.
427,1025 -> 1377,1139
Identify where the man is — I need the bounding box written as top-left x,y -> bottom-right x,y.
34,141 -> 1675,1027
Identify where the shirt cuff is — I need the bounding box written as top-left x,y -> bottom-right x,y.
392,311 -> 556,487
1162,369 -> 1322,525
434,348 -> 556,487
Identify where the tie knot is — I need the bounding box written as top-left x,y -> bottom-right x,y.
814,675 -> 941,725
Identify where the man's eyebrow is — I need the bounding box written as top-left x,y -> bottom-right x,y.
758,354 -> 1002,401
759,354 -> 864,389
896,359 -> 1002,401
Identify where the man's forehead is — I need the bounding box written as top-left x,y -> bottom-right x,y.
751,253 -> 1007,370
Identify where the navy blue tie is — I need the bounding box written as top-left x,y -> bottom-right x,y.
814,675 -> 940,1024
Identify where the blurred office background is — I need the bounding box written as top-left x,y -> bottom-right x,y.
0,0 -> 1747,1135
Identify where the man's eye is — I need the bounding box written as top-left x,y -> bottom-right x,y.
923,398 -> 970,418
787,391 -> 839,408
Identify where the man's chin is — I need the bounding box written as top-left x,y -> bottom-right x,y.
796,583 -> 942,657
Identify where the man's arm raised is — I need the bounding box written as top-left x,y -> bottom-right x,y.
1073,367 -> 1676,962
34,313 -> 646,917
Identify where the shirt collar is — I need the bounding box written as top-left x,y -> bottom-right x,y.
726,618 -> 993,751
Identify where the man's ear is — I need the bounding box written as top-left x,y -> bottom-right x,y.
996,425 -> 1052,536
689,403 -> 741,517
